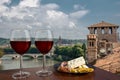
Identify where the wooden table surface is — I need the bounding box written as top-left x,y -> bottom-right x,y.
0,66 -> 120,80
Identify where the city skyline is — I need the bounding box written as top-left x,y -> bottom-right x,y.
0,0 -> 120,39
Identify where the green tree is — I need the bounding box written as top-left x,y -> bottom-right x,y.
4,47 -> 14,54
54,46 -> 59,53
57,55 -> 63,61
54,44 -> 84,61
82,43 -> 86,52
82,43 -> 86,57
72,44 -> 84,58
0,48 -> 4,58
27,47 -> 39,53
54,46 -> 62,55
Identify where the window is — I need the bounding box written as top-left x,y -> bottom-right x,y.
92,42 -> 94,47
89,41 -> 94,47
102,28 -> 104,34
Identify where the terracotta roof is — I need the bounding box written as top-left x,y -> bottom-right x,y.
88,21 -> 119,28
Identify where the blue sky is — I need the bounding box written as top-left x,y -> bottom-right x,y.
0,0 -> 120,39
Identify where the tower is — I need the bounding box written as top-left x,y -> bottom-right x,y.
87,21 -> 119,63
87,34 -> 98,63
58,36 -> 62,46
88,21 -> 119,42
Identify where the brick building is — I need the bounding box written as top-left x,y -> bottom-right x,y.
87,21 -> 119,63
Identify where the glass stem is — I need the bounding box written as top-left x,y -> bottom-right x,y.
20,55 -> 23,75
43,54 -> 46,71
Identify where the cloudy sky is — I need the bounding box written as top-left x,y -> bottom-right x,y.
0,0 -> 120,39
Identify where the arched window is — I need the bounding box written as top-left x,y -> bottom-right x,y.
102,28 -> 104,34
109,27 -> 112,34
92,42 -> 94,47
94,28 -> 97,34
89,41 -> 94,47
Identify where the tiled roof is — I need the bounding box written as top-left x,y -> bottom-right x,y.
88,21 -> 119,28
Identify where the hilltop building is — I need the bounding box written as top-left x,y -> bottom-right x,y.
58,36 -> 62,46
87,21 -> 119,63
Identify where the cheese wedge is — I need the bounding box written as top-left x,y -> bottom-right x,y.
68,56 -> 86,68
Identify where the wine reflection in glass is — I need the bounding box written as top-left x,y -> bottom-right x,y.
35,29 -> 53,77
10,29 -> 31,79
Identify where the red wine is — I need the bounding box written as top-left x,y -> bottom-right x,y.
10,41 -> 31,55
35,41 -> 53,54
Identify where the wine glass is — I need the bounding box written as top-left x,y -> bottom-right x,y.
10,29 -> 31,79
35,29 -> 53,77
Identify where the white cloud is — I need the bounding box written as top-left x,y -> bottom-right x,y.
46,10 -> 70,28
70,10 -> 89,19
0,0 -> 10,13
43,3 -> 59,10
0,6 -> 8,13
73,4 -> 86,10
0,0 -> 89,39
0,0 -> 11,4
69,22 -> 76,28
2,7 -> 28,19
19,0 -> 39,8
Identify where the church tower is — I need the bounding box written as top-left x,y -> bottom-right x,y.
58,36 -> 62,46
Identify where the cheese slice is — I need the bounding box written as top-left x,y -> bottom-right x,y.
68,56 -> 86,68
81,64 -> 88,68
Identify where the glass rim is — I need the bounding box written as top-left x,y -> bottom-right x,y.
10,29 -> 31,41
35,29 -> 53,38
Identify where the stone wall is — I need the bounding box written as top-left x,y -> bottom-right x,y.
98,33 -> 118,42
94,47 -> 120,73
112,42 -> 120,49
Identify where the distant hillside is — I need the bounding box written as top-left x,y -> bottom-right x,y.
54,38 -> 87,44
0,38 -> 9,45
0,37 -> 87,46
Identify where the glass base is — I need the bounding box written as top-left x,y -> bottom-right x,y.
36,70 -> 52,77
12,71 -> 30,79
